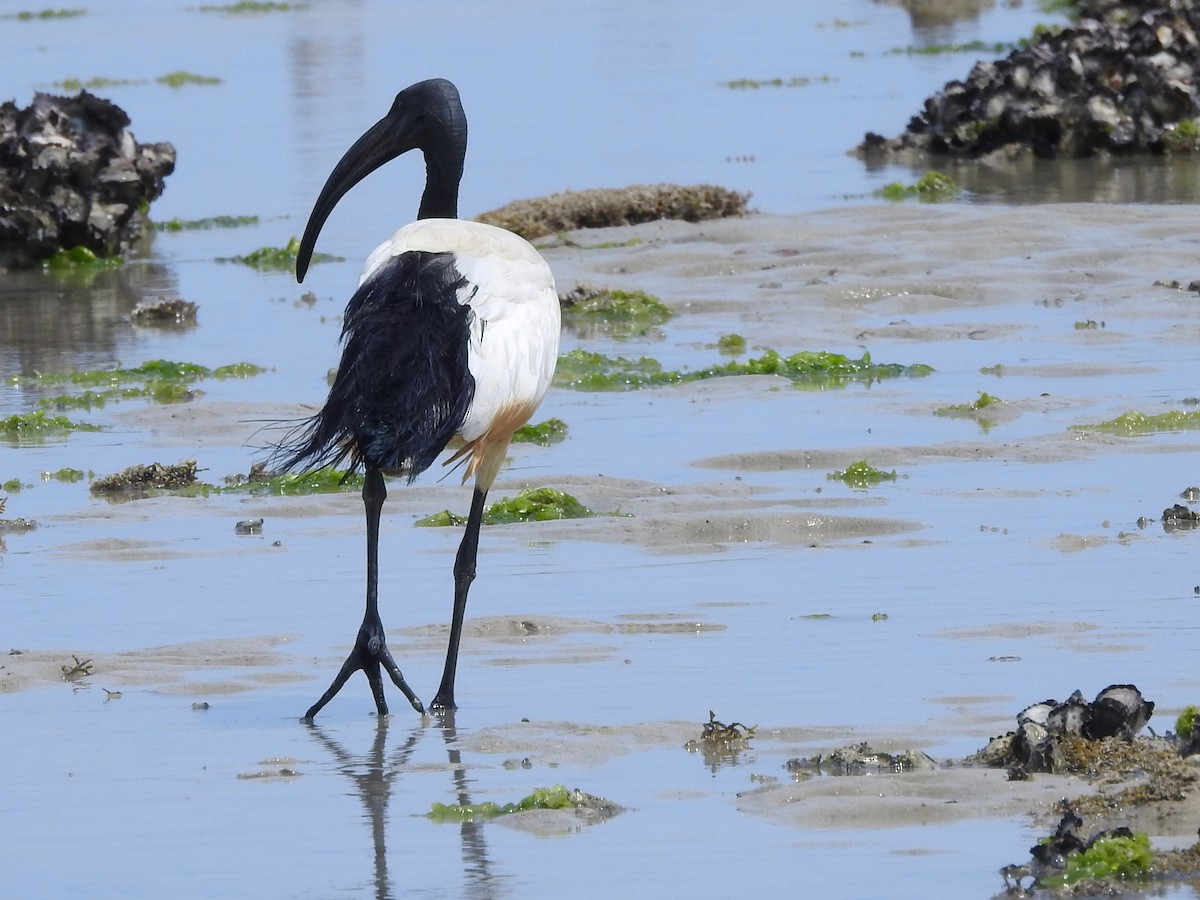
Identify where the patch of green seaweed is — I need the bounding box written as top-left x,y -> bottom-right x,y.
1039,832 -> 1154,889
42,467 -> 87,483
716,333 -> 747,355
222,466 -> 364,496
54,77 -> 139,91
43,246 -> 122,270
827,460 -> 898,488
1,410 -> 100,441
877,171 -> 961,203
417,487 -> 593,527
554,347 -> 932,392
886,41 -> 1012,56
1176,705 -> 1199,741
198,1 -> 305,11
157,71 -> 221,88
10,360 -> 265,412
935,391 -> 1003,417
428,785 -> 572,822
221,236 -> 341,271
511,418 -> 568,447
6,8 -> 85,20
560,286 -> 673,338
155,215 -> 260,232
1073,410 -> 1200,436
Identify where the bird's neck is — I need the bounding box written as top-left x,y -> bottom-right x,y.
417,157 -> 461,219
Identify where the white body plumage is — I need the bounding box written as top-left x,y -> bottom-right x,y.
361,218 -> 560,490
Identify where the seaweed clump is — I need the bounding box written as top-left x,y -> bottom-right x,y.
428,784 -> 621,825
555,347 -> 933,392
476,184 -> 750,241
827,460 -> 898,488
417,487 -> 593,527
560,284 -> 673,338
1002,804 -> 1156,893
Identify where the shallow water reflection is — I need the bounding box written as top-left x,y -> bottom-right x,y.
0,262 -> 179,384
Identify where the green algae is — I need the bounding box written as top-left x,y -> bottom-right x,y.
1073,409 -> 1200,436
560,287 -> 673,336
222,466 -> 364,496
484,487 -> 592,524
877,171 -> 961,203
716,333 -> 747,355
428,784 -> 572,822
511,417 -> 568,446
1039,833 -> 1153,888
11,359 -> 265,412
54,77 -> 138,91
223,236 -> 342,271
936,391 -> 1002,417
199,1 -> 304,11
1,410 -> 100,440
6,8 -> 85,19
554,347 -> 932,392
157,71 -> 221,88
417,487 -> 593,527
827,460 -> 898,488
44,246 -> 122,269
886,40 -> 1011,56
42,467 -> 86,483
156,215 -> 260,232
1177,705 -> 1199,741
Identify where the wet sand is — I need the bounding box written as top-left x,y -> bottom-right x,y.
7,204 -> 1200,897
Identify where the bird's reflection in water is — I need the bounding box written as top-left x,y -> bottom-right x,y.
305,712 -> 498,900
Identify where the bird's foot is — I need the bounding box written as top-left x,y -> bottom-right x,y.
302,619 -> 424,721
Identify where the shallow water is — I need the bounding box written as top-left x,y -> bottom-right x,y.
5,3 -> 1200,899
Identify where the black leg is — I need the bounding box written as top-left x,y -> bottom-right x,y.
302,466 -> 424,721
430,487 -> 487,711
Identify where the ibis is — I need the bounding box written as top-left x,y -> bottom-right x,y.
278,78 -> 560,719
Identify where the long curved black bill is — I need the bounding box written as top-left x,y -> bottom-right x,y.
296,116 -> 414,283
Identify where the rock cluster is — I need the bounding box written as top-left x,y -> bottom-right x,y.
0,91 -> 175,269
859,0 -> 1200,159
974,684 -> 1155,774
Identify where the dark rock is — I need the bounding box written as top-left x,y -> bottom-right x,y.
1164,502 -> 1200,523
1047,689 -> 1092,737
1086,683 -> 1154,739
974,683 -> 1155,774
0,91 -> 175,269
858,1 -> 1200,160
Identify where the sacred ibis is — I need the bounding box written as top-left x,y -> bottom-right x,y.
278,78 -> 560,719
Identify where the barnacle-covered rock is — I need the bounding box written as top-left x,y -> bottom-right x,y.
0,91 -> 175,269
858,1 -> 1200,160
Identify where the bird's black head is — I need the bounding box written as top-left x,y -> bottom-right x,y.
296,78 -> 468,283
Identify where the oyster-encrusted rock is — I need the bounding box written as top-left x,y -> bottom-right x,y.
0,91 -> 175,268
